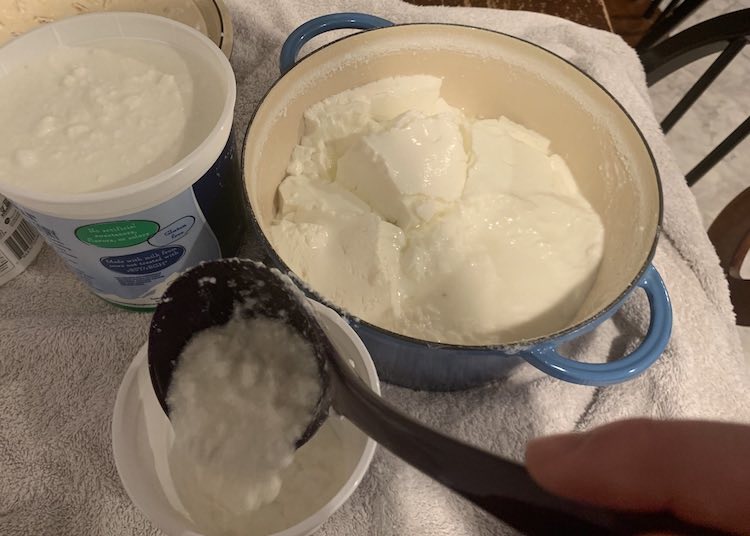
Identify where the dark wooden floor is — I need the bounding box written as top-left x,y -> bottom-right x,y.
406,0 -> 659,46
405,0 -> 612,30
602,0 -> 659,45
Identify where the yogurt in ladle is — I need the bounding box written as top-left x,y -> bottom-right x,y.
167,312 -> 326,533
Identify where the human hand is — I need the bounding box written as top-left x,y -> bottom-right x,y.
525,419 -> 750,535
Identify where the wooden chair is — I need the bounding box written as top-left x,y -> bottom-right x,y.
639,8 -> 749,186
708,188 -> 750,326
637,0 -> 708,51
639,8 -> 750,325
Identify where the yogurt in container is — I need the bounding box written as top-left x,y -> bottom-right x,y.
0,12 -> 245,309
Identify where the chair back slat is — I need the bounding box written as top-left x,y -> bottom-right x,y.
662,37 -> 747,133
686,116 -> 750,186
640,8 -> 750,186
641,9 -> 750,85
643,0 -> 663,19
637,0 -> 708,51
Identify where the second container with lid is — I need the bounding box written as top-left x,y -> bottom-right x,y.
0,12 -> 246,309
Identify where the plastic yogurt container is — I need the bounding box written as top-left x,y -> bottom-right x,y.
0,13 -> 245,309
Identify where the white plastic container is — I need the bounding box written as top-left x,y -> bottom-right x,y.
112,301 -> 380,536
0,13 -> 246,309
0,194 -> 43,286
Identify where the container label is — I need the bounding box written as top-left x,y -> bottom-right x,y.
100,246 -> 186,275
0,195 -> 44,286
6,131 -> 246,307
75,220 -> 160,248
16,187 -> 221,308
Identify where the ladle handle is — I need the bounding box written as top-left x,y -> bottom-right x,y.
330,356 -> 726,535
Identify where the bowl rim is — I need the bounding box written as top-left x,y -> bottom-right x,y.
241,21 -> 663,352
206,0 -> 234,59
111,300 -> 379,536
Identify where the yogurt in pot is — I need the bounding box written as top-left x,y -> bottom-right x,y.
244,16 -> 671,388
271,75 -> 606,345
0,13 -> 245,309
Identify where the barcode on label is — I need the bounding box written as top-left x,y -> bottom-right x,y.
0,251 -> 9,275
4,219 -> 39,260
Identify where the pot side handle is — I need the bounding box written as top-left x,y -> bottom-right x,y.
521,265 -> 672,386
279,13 -> 394,75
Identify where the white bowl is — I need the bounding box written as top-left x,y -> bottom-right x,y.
112,300 -> 379,536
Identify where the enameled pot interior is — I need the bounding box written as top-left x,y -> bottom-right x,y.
243,24 -> 661,345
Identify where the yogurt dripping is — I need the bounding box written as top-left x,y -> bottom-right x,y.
270,75 -> 606,345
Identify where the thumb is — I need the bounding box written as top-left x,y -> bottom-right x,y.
525,419 -> 750,536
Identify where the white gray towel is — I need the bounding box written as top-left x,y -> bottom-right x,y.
1,1 -> 749,535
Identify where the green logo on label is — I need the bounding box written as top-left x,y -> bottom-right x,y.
75,220 -> 159,248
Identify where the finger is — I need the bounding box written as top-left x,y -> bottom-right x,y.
525,419 -> 750,536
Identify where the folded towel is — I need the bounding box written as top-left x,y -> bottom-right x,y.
1,1 -> 749,535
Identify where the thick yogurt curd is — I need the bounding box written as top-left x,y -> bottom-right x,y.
271,75 -> 605,345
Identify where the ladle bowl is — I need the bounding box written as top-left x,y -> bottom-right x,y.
148,259 -> 332,447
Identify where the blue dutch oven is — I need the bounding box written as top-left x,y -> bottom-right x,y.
242,13 -> 672,390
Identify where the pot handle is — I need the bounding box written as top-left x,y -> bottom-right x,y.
280,13 -> 394,75
521,265 -> 672,386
